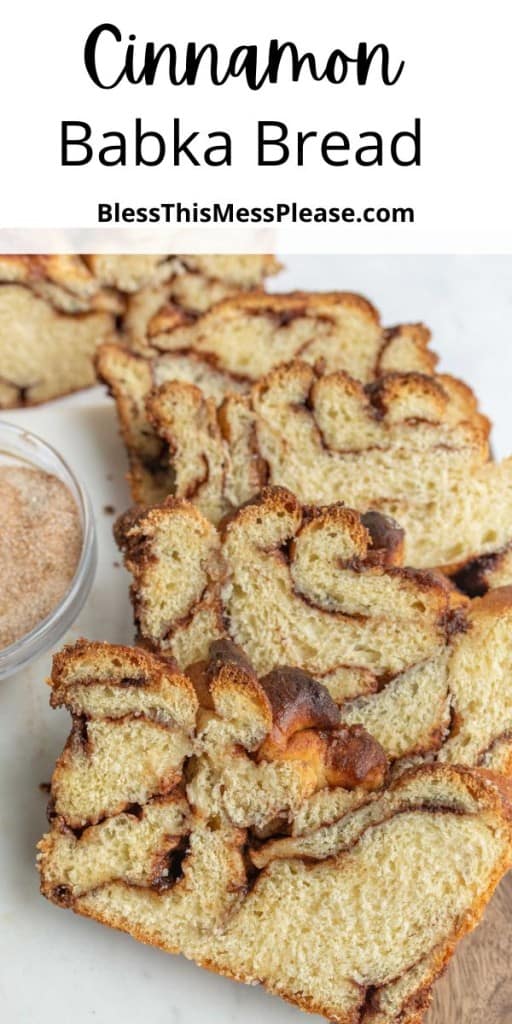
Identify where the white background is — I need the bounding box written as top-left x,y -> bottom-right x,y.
1,1 -> 512,250
0,254 -> 511,1023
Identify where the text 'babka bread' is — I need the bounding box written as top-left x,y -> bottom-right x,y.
96,289 -> 443,501
115,487 -> 512,771
0,254 -> 279,407
38,638 -> 512,1024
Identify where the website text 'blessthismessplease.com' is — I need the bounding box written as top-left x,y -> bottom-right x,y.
97,201 -> 414,226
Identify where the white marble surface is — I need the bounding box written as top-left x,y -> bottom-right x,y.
1,255 -> 511,1023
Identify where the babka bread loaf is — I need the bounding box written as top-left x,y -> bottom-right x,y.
0,254 -> 278,407
115,488 -> 512,771
38,638 -> 512,1024
87,253 -> 279,295
120,255 -> 282,348
125,289 -> 439,372
0,255 -> 121,406
96,291 -> 448,507
0,255 -> 125,312
85,255 -> 183,293
105,349 -> 510,580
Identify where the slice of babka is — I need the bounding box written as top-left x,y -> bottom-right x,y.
115,487 -> 512,772
118,255 -> 282,348
0,255 -> 121,407
104,347 -> 511,583
96,291 -> 446,499
38,638 -> 512,1024
119,288 -> 439,370
0,254 -> 279,407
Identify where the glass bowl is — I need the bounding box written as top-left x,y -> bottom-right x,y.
0,420 -> 97,680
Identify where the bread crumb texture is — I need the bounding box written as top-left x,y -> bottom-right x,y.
38,638 -> 512,1024
0,255 -> 279,407
114,488 -> 512,772
97,292 -> 512,582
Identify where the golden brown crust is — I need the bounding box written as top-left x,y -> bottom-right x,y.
319,724 -> 389,791
203,637 -> 257,684
220,485 -> 453,608
377,321 -> 435,369
199,638 -> 274,735
365,369 -> 449,417
359,511 -> 405,567
0,254 -> 279,303
114,494 -> 214,554
106,345 -> 512,586
257,670 -> 387,790
147,303 -> 193,336
0,254 -> 123,408
259,665 -> 341,743
197,639 -> 388,791
50,637 -> 189,708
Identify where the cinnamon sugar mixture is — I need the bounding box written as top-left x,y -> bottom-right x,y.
0,465 -> 82,649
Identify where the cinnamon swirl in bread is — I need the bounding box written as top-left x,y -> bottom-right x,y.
119,255 -> 282,348
38,638 -> 512,1024
96,291 -> 446,509
115,487 -> 512,772
103,346 -> 512,582
0,254 -> 278,406
0,255 -> 120,407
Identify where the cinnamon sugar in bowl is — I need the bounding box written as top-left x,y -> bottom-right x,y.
0,421 -> 96,679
